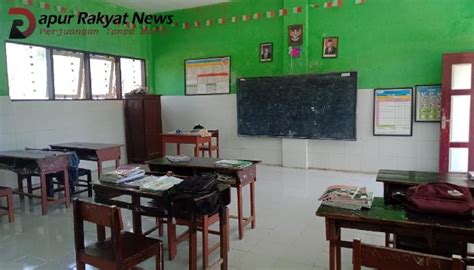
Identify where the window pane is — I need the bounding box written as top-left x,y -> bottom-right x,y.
6,43 -> 49,100
449,148 -> 468,173
53,50 -> 85,100
450,95 -> 470,142
90,54 -> 117,99
120,58 -> 144,97
451,63 -> 472,90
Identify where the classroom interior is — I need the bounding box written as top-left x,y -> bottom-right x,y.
0,0 -> 473,269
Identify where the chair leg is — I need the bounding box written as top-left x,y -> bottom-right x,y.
202,215 -> 209,269
156,243 -> 163,270
17,175 -> 24,200
76,261 -> 85,270
26,176 -> 33,194
157,217 -> 164,237
167,218 -> 177,261
237,185 -> 244,240
7,191 -> 14,223
86,171 -> 92,198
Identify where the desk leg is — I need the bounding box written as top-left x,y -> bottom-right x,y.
114,158 -> 120,169
188,215 -> 197,270
177,143 -> 181,155
162,141 -> 167,156
132,196 -> 142,235
17,174 -> 24,200
326,218 -> 341,270
167,218 -> 177,260
236,185 -> 244,240
250,179 -> 256,229
63,169 -> 71,208
40,173 -> 48,215
220,207 -> 229,270
97,161 -> 103,179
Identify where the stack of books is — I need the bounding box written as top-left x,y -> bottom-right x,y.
125,175 -> 183,191
215,159 -> 252,169
319,185 -> 374,210
99,165 -> 146,184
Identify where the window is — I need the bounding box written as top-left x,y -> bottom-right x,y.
90,54 -> 117,99
53,50 -> 86,100
4,42 -> 147,101
6,43 -> 49,100
120,58 -> 145,97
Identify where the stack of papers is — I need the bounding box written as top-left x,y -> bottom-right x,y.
319,185 -> 374,210
100,165 -> 146,184
127,175 -> 183,191
166,155 -> 192,163
215,159 -> 252,169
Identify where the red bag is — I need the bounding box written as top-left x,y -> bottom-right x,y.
406,183 -> 474,216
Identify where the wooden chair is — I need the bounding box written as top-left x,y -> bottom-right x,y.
0,187 -> 14,223
73,199 -> 163,270
352,238 -> 464,270
197,130 -> 220,158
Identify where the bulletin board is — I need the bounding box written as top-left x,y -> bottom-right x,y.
373,88 -> 413,136
415,84 -> 441,122
185,56 -> 231,95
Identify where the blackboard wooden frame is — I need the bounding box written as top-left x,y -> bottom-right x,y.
414,84 -> 441,123
237,72 -> 358,140
373,87 -> 413,137
184,56 -> 231,96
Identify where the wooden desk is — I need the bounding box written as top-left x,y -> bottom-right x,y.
160,133 -> 212,157
316,197 -> 474,270
146,157 -> 260,240
93,181 -> 231,270
376,169 -> 474,204
0,150 -> 70,215
50,142 -> 121,178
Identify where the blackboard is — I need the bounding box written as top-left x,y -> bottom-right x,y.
237,72 -> 357,140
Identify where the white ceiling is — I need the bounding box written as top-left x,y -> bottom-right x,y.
102,0 -> 229,13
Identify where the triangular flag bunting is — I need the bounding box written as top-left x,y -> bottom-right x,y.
253,12 -> 262,20
324,0 -> 343,8
278,8 -> 288,16
73,10 -> 80,16
218,17 -> 226,24
56,5 -> 66,13
194,21 -> 201,28
231,16 -> 239,23
182,22 -> 190,30
39,1 -> 49,9
355,0 -> 366,4
242,14 -> 250,21
310,3 -> 321,8
293,6 -> 302,14
206,19 -> 213,26
22,0 -> 33,6
266,10 -> 276,18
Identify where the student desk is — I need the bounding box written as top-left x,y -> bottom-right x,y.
93,181 -> 231,270
146,157 -> 260,240
0,150 -> 70,215
160,133 -> 212,157
316,197 -> 474,270
50,142 -> 121,178
376,169 -> 474,204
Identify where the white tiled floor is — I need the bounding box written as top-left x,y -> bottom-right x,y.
0,165 -> 385,270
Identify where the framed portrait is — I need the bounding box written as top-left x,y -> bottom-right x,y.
415,84 -> 441,122
288,24 -> 303,46
260,42 -> 273,62
373,88 -> 413,136
322,37 -> 338,58
184,56 -> 231,95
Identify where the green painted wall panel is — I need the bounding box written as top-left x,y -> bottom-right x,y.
0,0 -> 152,97
152,0 -> 474,95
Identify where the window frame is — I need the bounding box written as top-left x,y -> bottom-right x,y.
4,41 -> 147,101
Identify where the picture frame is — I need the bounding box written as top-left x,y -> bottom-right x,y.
259,42 -> 273,63
373,87 -> 413,136
322,37 -> 338,59
288,24 -> 303,46
414,84 -> 441,122
184,56 -> 231,96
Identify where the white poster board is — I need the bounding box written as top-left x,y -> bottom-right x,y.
185,57 -> 231,95
374,88 -> 413,136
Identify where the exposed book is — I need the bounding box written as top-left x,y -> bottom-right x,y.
166,155 -> 192,163
319,185 -> 374,210
141,176 -> 183,191
100,169 -> 146,184
215,159 -> 252,169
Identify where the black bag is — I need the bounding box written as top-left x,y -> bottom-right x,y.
165,174 -> 221,218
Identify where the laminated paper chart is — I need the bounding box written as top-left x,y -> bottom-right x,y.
374,88 -> 413,136
185,57 -> 230,95
415,85 -> 441,122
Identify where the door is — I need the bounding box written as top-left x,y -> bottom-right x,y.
439,53 -> 474,173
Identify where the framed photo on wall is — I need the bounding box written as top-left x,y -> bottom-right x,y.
373,88 -> 413,136
288,24 -> 303,46
184,56 -> 231,95
322,37 -> 338,58
260,42 -> 273,62
415,84 -> 441,122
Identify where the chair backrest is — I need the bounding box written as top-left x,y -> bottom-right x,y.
352,239 -> 464,270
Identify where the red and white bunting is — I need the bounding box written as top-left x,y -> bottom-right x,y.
266,10 -> 276,18
293,6 -> 302,13
355,0 -> 366,4
22,0 -> 33,6
39,1 -> 50,9
206,19 -> 213,26
218,17 -> 226,24
310,3 -> 321,8
324,0 -> 343,8
182,22 -> 190,29
231,16 -> 239,23
194,21 -> 201,28
242,14 -> 250,21
56,5 -> 66,13
278,8 -> 288,16
73,10 -> 80,16
253,12 -> 262,20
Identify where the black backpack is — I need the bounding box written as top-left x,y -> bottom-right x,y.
165,174 -> 220,218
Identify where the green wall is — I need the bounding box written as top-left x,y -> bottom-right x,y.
0,0 -> 153,97
152,0 -> 474,95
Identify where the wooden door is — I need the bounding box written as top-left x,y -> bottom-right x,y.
439,53 -> 474,173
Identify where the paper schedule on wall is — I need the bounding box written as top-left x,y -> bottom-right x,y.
185,57 -> 231,95
373,88 -> 413,136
